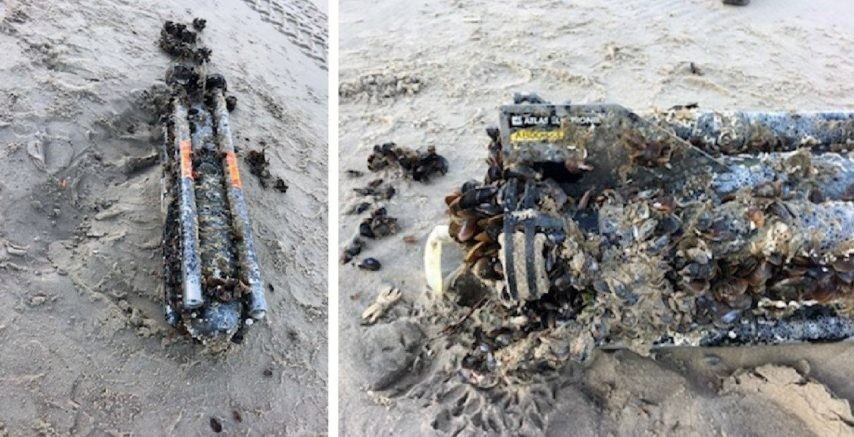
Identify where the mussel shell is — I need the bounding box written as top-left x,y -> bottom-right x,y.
474,202 -> 502,216
474,256 -> 501,280
656,214 -> 682,236
832,258 -> 853,273
746,260 -> 772,287
685,262 -> 715,281
341,239 -> 364,263
445,191 -> 461,206
458,217 -> 479,242
465,241 -> 498,264
358,257 -> 382,271
713,278 -> 749,305
487,165 -> 502,183
461,179 -> 481,194
459,187 -> 499,210
359,222 -> 375,238
473,231 -> 493,243
685,279 -> 710,294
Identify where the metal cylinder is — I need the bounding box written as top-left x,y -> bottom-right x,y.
189,103 -> 239,302
652,110 -> 854,153
711,151 -> 853,200
173,98 -> 204,309
211,88 -> 268,320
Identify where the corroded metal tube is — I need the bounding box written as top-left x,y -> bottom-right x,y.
159,19 -> 268,347
711,151 -> 853,200
211,87 -> 268,320
652,110 -> 854,153
161,122 -> 181,327
173,98 -> 204,309
700,312 -> 854,346
466,100 -> 854,347
189,103 -> 239,302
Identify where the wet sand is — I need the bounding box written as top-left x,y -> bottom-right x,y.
338,0 -> 854,435
0,0 -> 327,434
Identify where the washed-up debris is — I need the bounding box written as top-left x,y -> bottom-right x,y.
367,142 -> 448,182
246,149 -> 272,187
225,95 -> 237,112
361,285 -> 402,324
343,206 -> 398,264
340,238 -> 364,264
244,149 -> 288,194
119,152 -> 159,175
358,257 -> 382,271
650,106 -> 854,155
345,201 -> 371,215
359,207 -> 399,239
423,97 -> 853,381
209,417 -> 222,433
160,20 -> 210,63
192,18 -> 206,31
342,206 -> 399,264
353,178 -> 395,200
273,177 -> 288,193
688,62 -> 703,75
158,19 -> 268,349
26,138 -> 46,171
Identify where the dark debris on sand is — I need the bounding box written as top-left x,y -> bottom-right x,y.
160,20 -> 211,64
340,238 -> 364,264
359,207 -> 399,239
246,149 -> 272,188
353,178 -> 395,200
358,257 -> 382,271
367,142 -> 448,182
273,177 -> 289,193
244,149 -> 287,194
341,207 -> 400,264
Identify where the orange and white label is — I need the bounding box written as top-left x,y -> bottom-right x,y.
179,140 -> 193,179
225,151 -> 242,188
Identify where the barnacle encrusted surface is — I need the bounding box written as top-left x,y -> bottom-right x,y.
438,109 -> 853,382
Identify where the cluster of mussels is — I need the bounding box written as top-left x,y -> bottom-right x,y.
342,143 -> 450,269
444,126 -> 853,378
445,129 -> 506,283
340,207 -> 400,264
367,142 -> 449,182
245,149 -> 289,193
353,178 -> 396,201
160,19 -> 211,63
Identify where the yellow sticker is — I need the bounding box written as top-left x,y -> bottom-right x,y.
510,129 -> 565,143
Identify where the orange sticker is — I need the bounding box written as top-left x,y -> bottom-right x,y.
179,140 -> 193,179
226,151 -> 242,188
